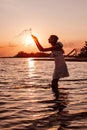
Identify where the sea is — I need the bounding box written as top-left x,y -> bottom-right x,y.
0,58 -> 87,130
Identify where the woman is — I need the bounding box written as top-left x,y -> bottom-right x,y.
32,34 -> 69,98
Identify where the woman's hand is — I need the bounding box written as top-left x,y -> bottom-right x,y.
31,35 -> 39,43
31,35 -> 44,51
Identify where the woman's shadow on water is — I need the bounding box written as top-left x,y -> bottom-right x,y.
50,88 -> 70,130
27,87 -> 70,130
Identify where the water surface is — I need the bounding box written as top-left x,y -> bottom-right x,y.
0,58 -> 87,130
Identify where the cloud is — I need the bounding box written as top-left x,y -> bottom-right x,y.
0,45 -> 5,48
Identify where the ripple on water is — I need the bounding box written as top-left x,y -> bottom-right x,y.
0,59 -> 87,129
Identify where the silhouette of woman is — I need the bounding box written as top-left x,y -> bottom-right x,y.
32,34 -> 69,98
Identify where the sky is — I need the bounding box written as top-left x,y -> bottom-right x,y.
0,0 -> 87,57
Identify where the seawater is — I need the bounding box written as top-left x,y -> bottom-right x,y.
0,58 -> 87,130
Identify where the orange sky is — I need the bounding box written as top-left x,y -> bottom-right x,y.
0,0 -> 87,57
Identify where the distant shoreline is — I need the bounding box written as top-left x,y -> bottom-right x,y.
64,57 -> 87,62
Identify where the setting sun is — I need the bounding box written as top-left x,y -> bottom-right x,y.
22,34 -> 35,46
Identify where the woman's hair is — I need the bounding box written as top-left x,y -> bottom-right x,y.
57,42 -> 63,48
50,35 -> 59,42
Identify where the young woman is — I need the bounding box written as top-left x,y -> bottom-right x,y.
32,34 -> 69,98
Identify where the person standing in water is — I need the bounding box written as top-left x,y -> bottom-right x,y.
32,34 -> 69,98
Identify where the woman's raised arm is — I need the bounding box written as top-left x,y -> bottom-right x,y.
32,35 -> 60,52
32,35 -> 44,51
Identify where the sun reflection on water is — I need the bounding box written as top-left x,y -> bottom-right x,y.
28,58 -> 35,68
28,58 -> 35,78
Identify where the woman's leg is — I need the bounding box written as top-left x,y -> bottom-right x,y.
51,78 -> 59,99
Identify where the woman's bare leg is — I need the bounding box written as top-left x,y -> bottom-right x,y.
51,79 -> 59,99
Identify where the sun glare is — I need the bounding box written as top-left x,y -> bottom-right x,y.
22,34 -> 35,46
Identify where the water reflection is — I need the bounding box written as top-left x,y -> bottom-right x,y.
53,90 -> 69,130
50,88 -> 69,130
27,88 -> 70,130
28,58 -> 35,69
28,58 -> 35,78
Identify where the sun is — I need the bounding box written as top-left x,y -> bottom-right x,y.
22,34 -> 34,46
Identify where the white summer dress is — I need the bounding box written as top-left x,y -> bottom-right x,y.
51,49 -> 69,79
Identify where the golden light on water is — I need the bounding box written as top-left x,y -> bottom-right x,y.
28,58 -> 35,68
28,58 -> 35,77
